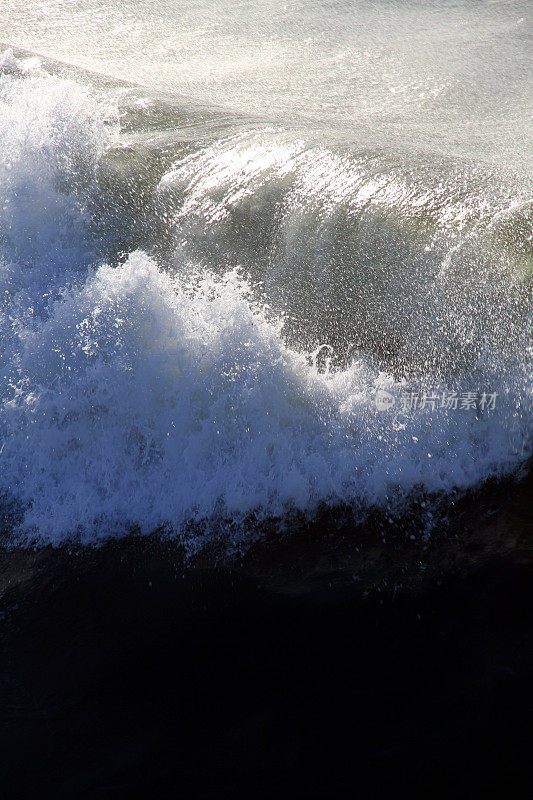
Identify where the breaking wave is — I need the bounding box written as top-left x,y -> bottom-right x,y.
0,50 -> 531,547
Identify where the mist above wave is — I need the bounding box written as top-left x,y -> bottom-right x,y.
1,0 -> 531,167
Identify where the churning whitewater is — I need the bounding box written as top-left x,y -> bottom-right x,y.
0,42 -> 531,547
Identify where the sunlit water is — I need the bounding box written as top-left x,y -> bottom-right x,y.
0,1 -> 531,547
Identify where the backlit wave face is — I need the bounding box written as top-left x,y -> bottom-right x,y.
0,30 -> 531,547
156,130 -> 533,374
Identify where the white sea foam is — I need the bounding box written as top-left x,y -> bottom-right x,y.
0,58 -> 531,548
1,247 -> 530,547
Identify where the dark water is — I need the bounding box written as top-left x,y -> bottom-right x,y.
1,468 -> 533,797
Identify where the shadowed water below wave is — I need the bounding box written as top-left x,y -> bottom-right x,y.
1,466 -> 532,798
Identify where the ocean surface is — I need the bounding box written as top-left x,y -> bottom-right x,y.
0,0 -> 532,548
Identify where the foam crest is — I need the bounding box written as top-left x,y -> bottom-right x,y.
0,56 -> 117,286
0,250 -> 529,546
